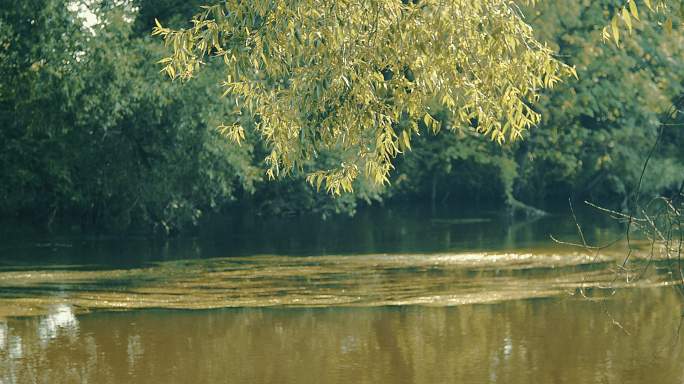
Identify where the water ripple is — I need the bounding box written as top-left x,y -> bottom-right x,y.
0,252 -> 671,317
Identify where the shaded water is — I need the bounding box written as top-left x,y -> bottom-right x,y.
1,206 -> 683,383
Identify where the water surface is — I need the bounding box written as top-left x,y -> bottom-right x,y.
0,206 -> 682,383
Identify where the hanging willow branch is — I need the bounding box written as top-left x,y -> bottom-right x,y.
152,0 -> 576,194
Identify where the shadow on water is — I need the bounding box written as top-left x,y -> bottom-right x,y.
0,203 -> 623,268
0,203 -> 673,316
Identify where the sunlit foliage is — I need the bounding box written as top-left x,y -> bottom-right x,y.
388,0 -> 684,209
600,0 -> 673,45
153,1 -> 575,194
3,0 -> 684,232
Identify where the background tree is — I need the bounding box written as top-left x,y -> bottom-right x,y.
517,0 -> 684,207
0,0 -> 261,232
389,0 -> 684,213
2,0 -> 683,233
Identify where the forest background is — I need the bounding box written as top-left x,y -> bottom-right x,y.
2,0 -> 683,234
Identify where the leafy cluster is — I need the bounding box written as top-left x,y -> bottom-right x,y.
153,0 -> 574,194
391,0 -> 684,210
518,0 -> 684,204
601,0 -> 672,45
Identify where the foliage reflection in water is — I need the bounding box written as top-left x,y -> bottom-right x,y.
0,249 -> 674,317
1,288 -> 683,384
0,208 -> 682,383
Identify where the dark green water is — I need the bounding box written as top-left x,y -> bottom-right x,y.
0,206 -> 682,383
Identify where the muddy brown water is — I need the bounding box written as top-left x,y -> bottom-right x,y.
0,206 -> 682,383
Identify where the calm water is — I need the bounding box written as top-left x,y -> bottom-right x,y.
0,206 -> 682,383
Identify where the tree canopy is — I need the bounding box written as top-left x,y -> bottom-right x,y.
389,0 -> 684,208
2,0 -> 682,233
152,0 -> 577,194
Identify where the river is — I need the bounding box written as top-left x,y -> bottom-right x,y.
0,205 -> 682,383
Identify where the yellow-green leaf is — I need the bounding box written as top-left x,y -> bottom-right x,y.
629,1 -> 640,21
622,8 -> 632,34
611,16 -> 620,45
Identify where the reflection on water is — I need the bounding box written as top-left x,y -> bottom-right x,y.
126,334 -> 143,374
0,207 -> 682,383
8,336 -> 21,361
0,205 -> 624,268
37,305 -> 78,346
0,321 -> 6,351
0,251 -> 671,317
0,288 -> 682,384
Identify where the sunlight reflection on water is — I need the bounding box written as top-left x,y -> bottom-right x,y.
0,271 -> 682,383
8,336 -> 22,360
38,305 -> 79,346
0,321 -> 6,352
1,209 -> 680,383
0,250 -> 674,318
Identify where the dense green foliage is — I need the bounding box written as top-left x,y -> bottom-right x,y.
0,0 -> 381,232
0,0 -> 259,232
392,0 -> 684,209
1,0 -> 683,232
518,1 -> 684,203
